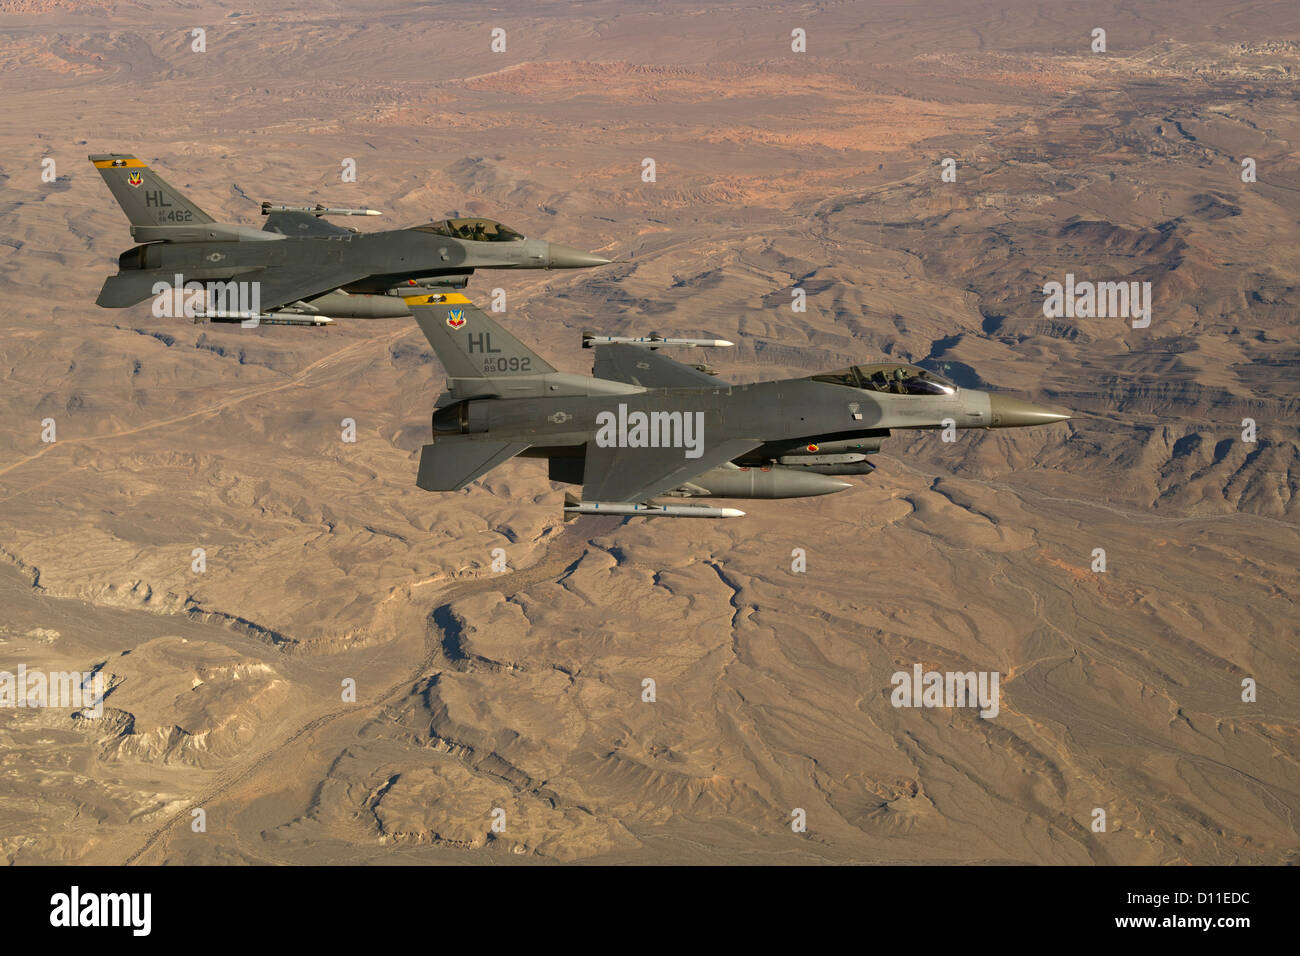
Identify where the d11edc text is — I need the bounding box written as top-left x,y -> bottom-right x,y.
1129,892 -> 1250,907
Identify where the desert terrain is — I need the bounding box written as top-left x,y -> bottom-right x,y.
0,0 -> 1296,864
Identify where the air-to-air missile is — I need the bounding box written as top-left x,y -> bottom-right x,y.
582,332 -> 736,349
400,292 -> 1072,519
87,154 -> 612,325
562,493 -> 747,520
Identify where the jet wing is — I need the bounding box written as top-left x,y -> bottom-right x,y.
96,267 -> 260,308
254,266 -> 374,310
593,344 -> 728,388
262,211 -> 355,238
100,262 -> 371,312
582,437 -> 763,503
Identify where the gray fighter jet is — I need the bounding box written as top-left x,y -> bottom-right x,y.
404,293 -> 1071,519
89,154 -> 611,325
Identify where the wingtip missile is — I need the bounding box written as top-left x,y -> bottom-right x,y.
563,493 -> 745,520
582,331 -> 735,349
261,202 -> 382,217
199,312 -> 334,327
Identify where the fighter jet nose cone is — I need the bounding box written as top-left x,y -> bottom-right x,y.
547,243 -> 613,269
987,394 -> 1072,428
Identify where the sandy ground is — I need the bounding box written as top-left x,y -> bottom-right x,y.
0,0 -> 1296,864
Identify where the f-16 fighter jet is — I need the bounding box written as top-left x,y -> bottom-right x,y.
403,293 -> 1071,519
88,154 -> 611,325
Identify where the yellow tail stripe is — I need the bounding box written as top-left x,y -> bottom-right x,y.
402,292 -> 472,306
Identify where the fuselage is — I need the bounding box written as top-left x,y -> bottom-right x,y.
118,229 -> 553,287
442,377 -> 990,454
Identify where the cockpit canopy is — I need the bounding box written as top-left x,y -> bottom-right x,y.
413,218 -> 525,242
810,363 -> 957,396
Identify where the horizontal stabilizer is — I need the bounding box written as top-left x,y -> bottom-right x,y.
416,439 -> 530,492
97,272 -> 162,308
